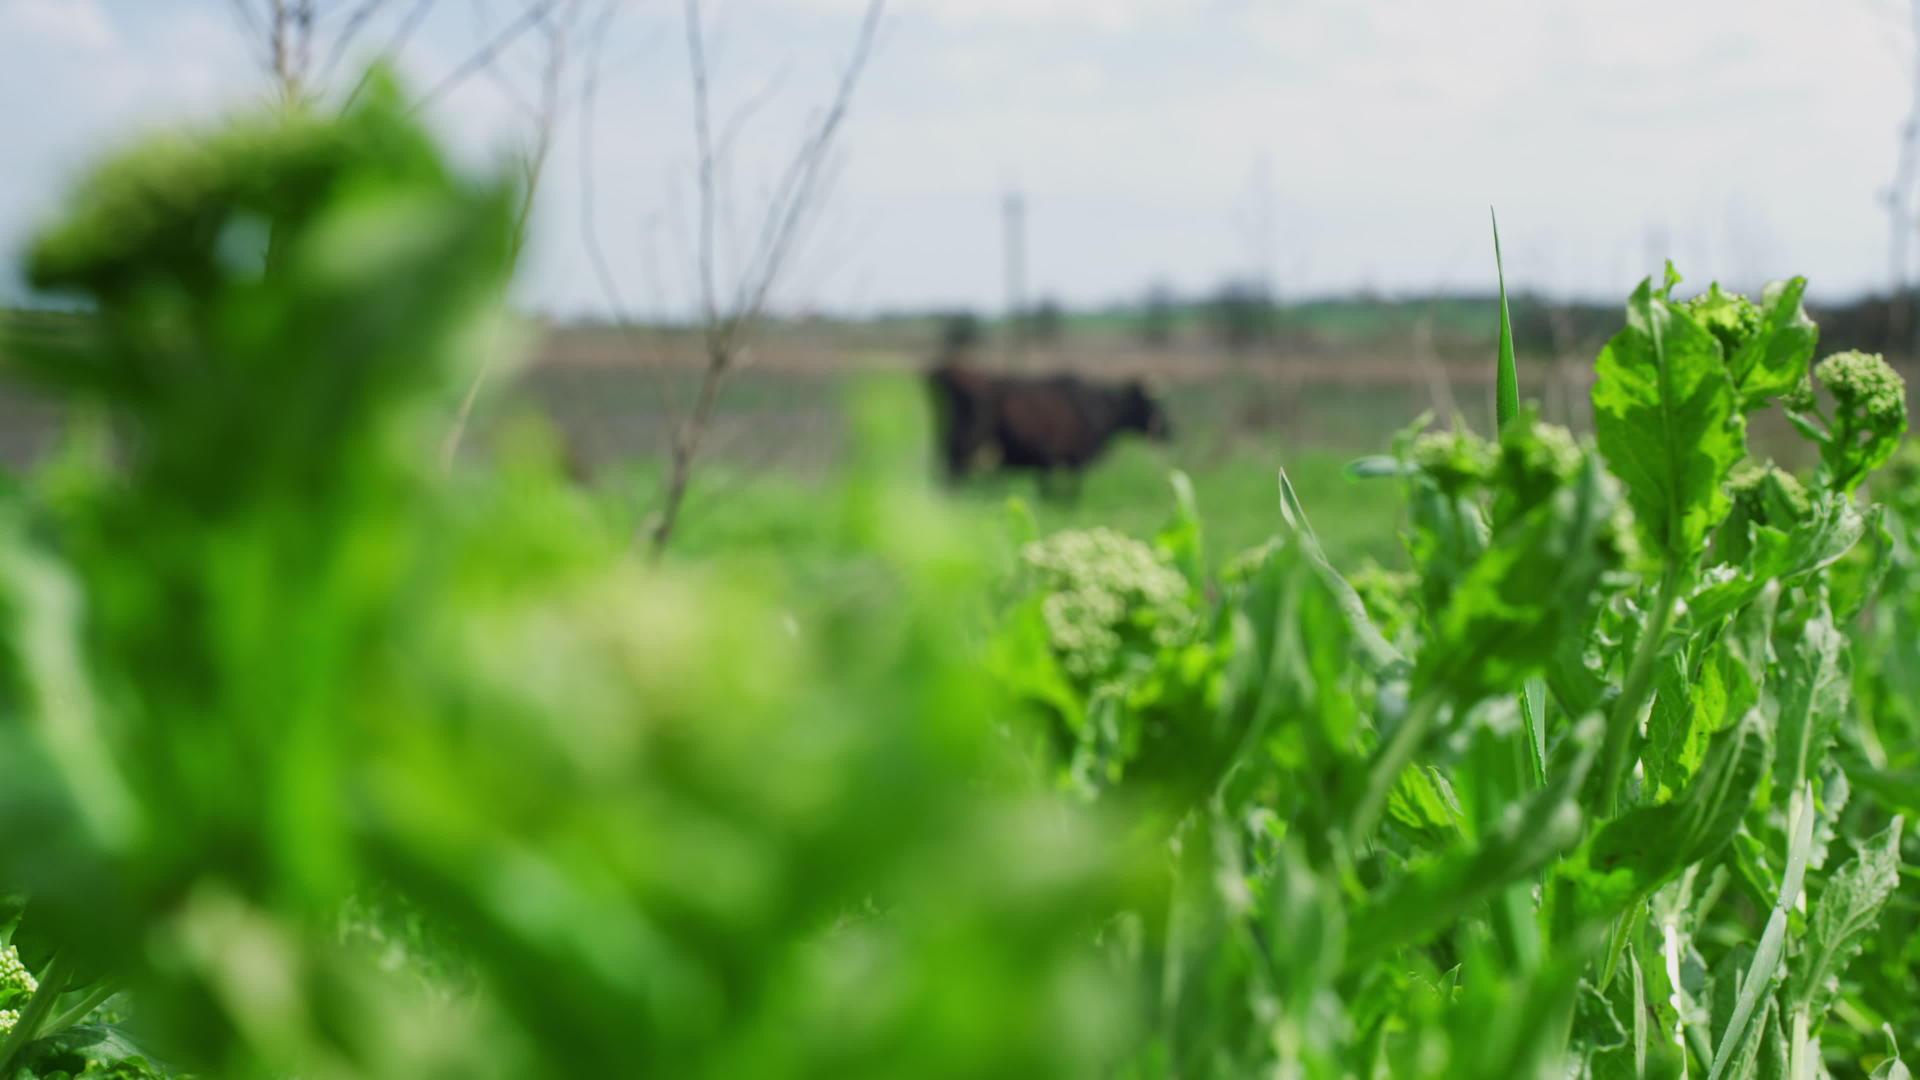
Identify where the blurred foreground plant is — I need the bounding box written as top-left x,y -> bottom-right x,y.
0,69 -> 1138,1079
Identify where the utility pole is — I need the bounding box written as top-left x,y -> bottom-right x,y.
1003,188 -> 1027,369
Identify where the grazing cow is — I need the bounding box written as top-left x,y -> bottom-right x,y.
927,362 -> 1172,494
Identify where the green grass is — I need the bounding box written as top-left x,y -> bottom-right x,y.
585,431 -> 1404,575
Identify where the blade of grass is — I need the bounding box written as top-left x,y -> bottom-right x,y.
1492,206 -> 1518,432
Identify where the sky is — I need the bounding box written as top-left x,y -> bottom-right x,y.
0,0 -> 1914,317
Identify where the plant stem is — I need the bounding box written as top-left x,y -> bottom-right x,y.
1602,563 -> 1683,815
0,952 -> 69,1078
1787,1003 -> 1813,1080
40,978 -> 118,1035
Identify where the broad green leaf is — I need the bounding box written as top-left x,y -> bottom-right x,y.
1645,639 -> 1755,800
1592,277 -> 1745,563
1414,457 -> 1621,707
1832,505 -> 1895,621
1728,277 -> 1817,410
1790,816 -> 1905,1021
1350,720 -> 1598,964
1384,764 -> 1465,846
1687,492 -> 1866,627
1572,711 -> 1770,919
1773,594 -> 1848,796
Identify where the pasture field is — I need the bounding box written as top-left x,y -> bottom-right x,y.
1,69 -> 1918,1080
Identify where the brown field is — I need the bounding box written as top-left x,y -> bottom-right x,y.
0,318 -> 1900,473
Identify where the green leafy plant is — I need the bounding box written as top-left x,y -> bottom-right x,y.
992,261 -> 1913,1078
0,66 -> 1912,1080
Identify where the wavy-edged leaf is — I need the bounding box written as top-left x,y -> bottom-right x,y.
1571,711 -> 1770,919
1645,639 -> 1755,801
1687,493 -> 1866,627
1790,816 -> 1905,1021
1729,276 -> 1817,409
1592,277 -> 1745,564
1773,594 -> 1848,796
1349,722 -> 1596,965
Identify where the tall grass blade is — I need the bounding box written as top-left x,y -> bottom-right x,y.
1492,207 -> 1518,433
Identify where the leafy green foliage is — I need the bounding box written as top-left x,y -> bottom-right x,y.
1787,350 -> 1912,494
1591,268 -> 1745,564
0,73 -> 1913,1080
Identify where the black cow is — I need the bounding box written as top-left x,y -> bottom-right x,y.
927,362 -> 1172,494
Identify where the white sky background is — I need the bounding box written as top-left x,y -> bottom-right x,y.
0,0 -> 1913,316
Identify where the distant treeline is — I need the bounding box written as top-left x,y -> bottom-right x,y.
14,289 -> 1920,366
898,287 -> 1920,362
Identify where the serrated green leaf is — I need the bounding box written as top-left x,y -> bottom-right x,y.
1687,492 -> 1865,627
1645,639 -> 1755,801
1592,277 -> 1745,564
1384,765 -> 1464,846
1773,595 -> 1848,796
1790,816 -> 1905,1021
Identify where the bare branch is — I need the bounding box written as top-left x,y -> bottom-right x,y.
316,0 -> 397,86
417,0 -> 563,109
385,0 -> 440,57
439,0 -> 598,472
646,0 -> 887,556
685,0 -> 721,335
229,0 -> 268,49
731,0 -> 885,327
577,1 -> 682,428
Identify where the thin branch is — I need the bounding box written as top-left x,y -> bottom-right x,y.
416,0 -> 563,109
438,0 -> 591,472
646,0 -> 887,556
712,66 -> 792,303
577,2 -> 683,428
685,0 -> 721,333
731,0 -> 885,326
385,0 -> 440,57
229,0 -> 271,68
317,0 -> 397,86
